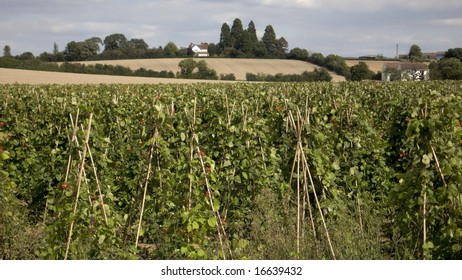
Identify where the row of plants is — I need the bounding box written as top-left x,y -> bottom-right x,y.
245,68 -> 332,82
1,81 -> 461,259
0,56 -> 175,79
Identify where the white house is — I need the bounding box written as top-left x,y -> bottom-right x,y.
382,62 -> 429,81
190,43 -> 209,57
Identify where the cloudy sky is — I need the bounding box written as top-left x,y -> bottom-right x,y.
1,0 -> 461,57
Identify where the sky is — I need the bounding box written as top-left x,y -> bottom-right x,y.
1,0 -> 461,58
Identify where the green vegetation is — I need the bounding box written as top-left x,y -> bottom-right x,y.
430,48 -> 462,80
1,81 -> 462,260
177,58 -> 219,80
0,56 -> 175,79
245,68 -> 332,82
408,44 -> 424,62
350,62 -> 375,81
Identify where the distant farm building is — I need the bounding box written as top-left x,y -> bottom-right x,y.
382,62 -> 429,81
422,52 -> 445,61
189,43 -> 209,57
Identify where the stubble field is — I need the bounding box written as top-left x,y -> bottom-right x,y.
0,58 -> 345,84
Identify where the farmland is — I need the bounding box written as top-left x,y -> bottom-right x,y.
0,68 -> 230,85
74,58 -> 346,82
0,58 -> 345,84
1,81 -> 462,260
345,59 -> 430,74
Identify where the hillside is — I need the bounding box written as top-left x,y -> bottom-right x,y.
78,58 -> 346,82
0,68 -> 233,84
345,60 -> 392,73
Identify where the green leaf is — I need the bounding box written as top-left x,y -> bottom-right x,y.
98,235 -> 106,244
1,151 -> 10,160
452,244 -> 461,252
422,154 -> 431,165
180,132 -> 186,142
197,249 -> 206,257
423,241 -> 434,249
238,239 -> 249,249
107,218 -> 114,228
192,221 -> 199,230
332,161 -> 340,171
181,246 -> 188,254
208,216 -> 217,227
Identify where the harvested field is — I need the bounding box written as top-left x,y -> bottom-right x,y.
345,60 -> 430,73
1,58 -> 346,84
345,60 -> 393,73
0,68 -> 233,85
78,58 -> 346,82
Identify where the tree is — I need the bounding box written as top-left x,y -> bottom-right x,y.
430,58 -> 462,80
18,52 -> 34,60
408,44 -> 423,62
163,42 -> 178,57
3,45 -> 11,57
324,54 -> 350,79
253,41 -> 267,57
262,25 -> 277,57
63,41 -> 97,61
207,43 -> 220,57
276,37 -> 288,57
53,42 -> 59,55
103,33 -> 127,51
85,37 -> 103,54
350,62 -> 375,81
309,53 -> 325,66
247,21 -> 258,46
444,48 -> 462,61
239,31 -> 253,55
288,48 -> 309,61
178,58 -> 197,78
196,60 -> 218,80
230,18 -> 245,50
127,38 -> 148,50
219,23 -> 232,51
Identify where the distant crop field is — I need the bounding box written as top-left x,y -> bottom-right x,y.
345,60 -> 392,73
77,58 -> 346,82
345,60 -> 430,73
0,68 -> 233,84
1,58 -> 345,84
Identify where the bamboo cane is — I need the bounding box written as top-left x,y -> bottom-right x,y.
135,127 -> 159,249
64,113 -> 92,260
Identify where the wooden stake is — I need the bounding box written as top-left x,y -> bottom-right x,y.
296,110 -> 302,256
302,154 -> 317,240
64,113 -> 92,260
299,142 -> 336,260
135,128 -> 159,249
430,144 -> 447,189
86,141 -> 108,225
196,143 -> 231,260
423,190 -> 427,260
65,110 -> 80,183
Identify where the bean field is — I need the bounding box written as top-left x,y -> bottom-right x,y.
1,81 -> 461,259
